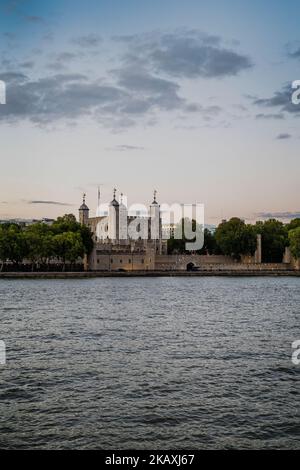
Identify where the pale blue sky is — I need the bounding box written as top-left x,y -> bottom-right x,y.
1,0 -> 300,223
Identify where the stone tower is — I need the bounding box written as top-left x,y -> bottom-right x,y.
254,233 -> 262,264
79,193 -> 89,226
119,193 -> 128,241
108,188 -> 120,240
150,190 -> 162,253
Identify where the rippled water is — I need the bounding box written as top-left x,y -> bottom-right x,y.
0,277 -> 299,450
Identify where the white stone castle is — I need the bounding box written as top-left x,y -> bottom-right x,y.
79,190 -> 168,271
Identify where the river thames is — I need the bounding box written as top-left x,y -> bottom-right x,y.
0,277 -> 299,449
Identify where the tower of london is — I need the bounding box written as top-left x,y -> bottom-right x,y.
79,190 -> 168,271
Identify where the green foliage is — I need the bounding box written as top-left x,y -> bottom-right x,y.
167,236 -> 185,254
0,224 -> 27,265
287,218 -> 300,231
0,214 -> 93,270
53,232 -> 84,267
198,228 -> 219,255
167,219 -> 220,255
24,223 -> 54,265
288,227 -> 300,260
167,219 -> 205,254
215,218 -> 257,259
52,214 -> 79,233
255,219 -> 288,263
52,214 -> 93,254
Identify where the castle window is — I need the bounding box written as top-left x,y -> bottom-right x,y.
141,259 -> 144,264
128,259 -> 131,264
111,259 -> 113,263
120,259 -> 122,263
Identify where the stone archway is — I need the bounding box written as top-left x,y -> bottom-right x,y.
187,262 -> 195,272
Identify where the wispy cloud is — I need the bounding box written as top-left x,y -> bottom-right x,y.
285,41 -> 300,59
252,84 -> 300,115
28,200 -> 73,206
255,113 -> 284,120
114,30 -> 253,79
20,61 -> 35,69
106,144 -> 146,152
71,34 -> 102,48
276,133 -> 291,140
256,211 -> 300,220
24,15 -> 44,23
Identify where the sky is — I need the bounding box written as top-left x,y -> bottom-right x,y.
0,0 -> 300,224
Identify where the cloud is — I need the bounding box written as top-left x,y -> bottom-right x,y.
72,34 -> 102,48
28,200 -> 73,206
0,30 -> 245,129
0,72 -> 27,82
46,52 -> 81,71
0,72 -> 128,125
253,84 -> 300,115
276,133 -> 291,140
255,113 -> 284,120
107,145 -> 146,152
2,0 -> 23,14
114,30 -> 253,79
287,48 -> 300,59
115,67 -> 185,112
0,69 -> 197,128
20,61 -> 35,69
24,15 -> 44,23
3,31 -> 16,40
256,211 -> 300,221
55,52 -> 79,62
286,41 -> 300,59
2,2 -> 44,22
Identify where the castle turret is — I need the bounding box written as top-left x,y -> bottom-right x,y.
119,193 -> 128,241
150,190 -> 162,253
108,188 -> 119,240
79,193 -> 89,226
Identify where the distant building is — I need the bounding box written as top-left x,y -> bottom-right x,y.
0,218 -> 55,227
162,223 -> 176,239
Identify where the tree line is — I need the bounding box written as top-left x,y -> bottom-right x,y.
1,214 -> 300,271
0,214 -> 93,272
168,217 -> 300,263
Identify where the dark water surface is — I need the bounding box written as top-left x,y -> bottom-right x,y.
0,277 -> 299,450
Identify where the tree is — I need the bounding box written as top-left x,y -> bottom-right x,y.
167,219 -> 204,254
0,224 -> 27,267
289,227 -> 300,260
24,223 -> 54,270
53,232 -> 84,270
0,214 -> 92,272
287,218 -> 300,231
215,218 -> 257,260
198,228 -> 218,255
52,214 -> 79,233
80,224 -> 94,255
0,226 -> 8,271
255,219 -> 288,263
52,214 -> 93,255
